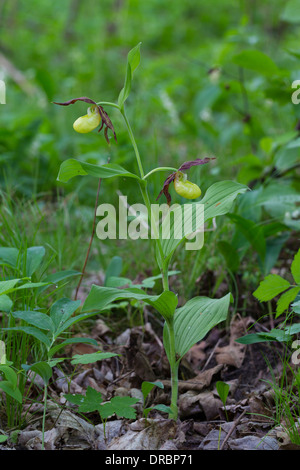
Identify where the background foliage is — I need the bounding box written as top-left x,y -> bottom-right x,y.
0,0 -> 299,298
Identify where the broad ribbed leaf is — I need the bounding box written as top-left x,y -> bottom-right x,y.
57,159 -> 141,183
164,293 -> 231,360
82,285 -> 178,321
161,181 -> 247,260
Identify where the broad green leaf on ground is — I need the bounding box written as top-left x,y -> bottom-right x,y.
0,247 -> 19,268
12,310 -> 55,332
50,298 -> 81,333
57,159 -> 141,183
160,181 -> 248,262
22,361 -> 53,385
104,256 -> 123,286
0,381 -> 22,403
65,386 -> 103,413
291,248 -> 300,284
286,323 -> 300,335
236,329 -> 292,345
292,300 -> 300,314
0,294 -> 13,312
216,381 -> 230,406
0,365 -> 18,388
276,287 -> 300,318
231,49 -> 279,76
82,285 -> 178,321
118,42 -> 142,108
70,352 -> 119,365
24,246 -> 45,277
164,293 -> 231,361
141,381 -> 164,403
104,396 -> 140,419
253,274 -> 290,302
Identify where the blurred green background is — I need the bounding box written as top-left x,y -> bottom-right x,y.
0,0 -> 299,300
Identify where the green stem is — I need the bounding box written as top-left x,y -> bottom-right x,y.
96,101 -> 120,110
143,167 -> 177,180
41,383 -> 47,450
119,105 -> 176,409
120,108 -> 144,178
119,107 -> 167,283
167,317 -> 179,420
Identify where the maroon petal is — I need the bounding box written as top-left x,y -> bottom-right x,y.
156,172 -> 176,206
178,157 -> 215,171
53,97 -> 97,106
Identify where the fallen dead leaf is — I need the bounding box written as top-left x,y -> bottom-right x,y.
215,315 -> 253,368
107,418 -> 176,450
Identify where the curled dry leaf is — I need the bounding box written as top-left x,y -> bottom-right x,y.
107,418 -> 176,450
215,315 -> 254,368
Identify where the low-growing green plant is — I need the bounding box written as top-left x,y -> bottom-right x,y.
262,355 -> 300,446
236,248 -> 300,444
216,380 -> 230,421
53,44 -> 247,420
237,247 -> 300,346
141,380 -> 171,420
64,386 -> 139,439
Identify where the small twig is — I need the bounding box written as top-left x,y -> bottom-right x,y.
74,177 -> 102,300
202,338 -> 221,371
220,409 -> 247,450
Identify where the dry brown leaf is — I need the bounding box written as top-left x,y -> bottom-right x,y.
107,419 -> 176,450
215,315 -> 253,368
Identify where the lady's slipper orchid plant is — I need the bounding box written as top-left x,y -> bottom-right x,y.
53,44 -> 247,422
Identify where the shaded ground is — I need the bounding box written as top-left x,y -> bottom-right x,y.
1,307 -> 299,451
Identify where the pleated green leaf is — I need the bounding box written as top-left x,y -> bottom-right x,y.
164,293 -> 231,360
57,159 -> 141,183
161,181 -> 247,261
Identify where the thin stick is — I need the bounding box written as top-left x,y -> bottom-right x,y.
219,409 -> 247,450
74,177 -> 102,300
